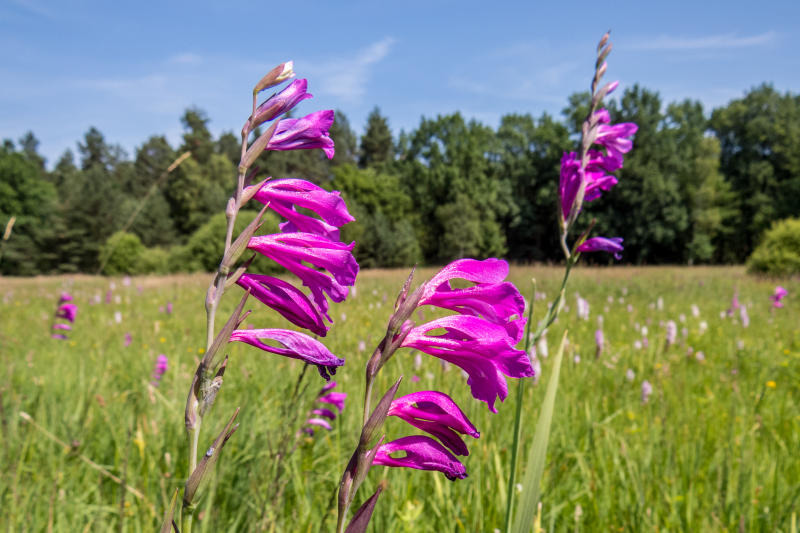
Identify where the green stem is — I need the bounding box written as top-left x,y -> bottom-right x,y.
503,288 -> 536,532
503,255 -> 576,533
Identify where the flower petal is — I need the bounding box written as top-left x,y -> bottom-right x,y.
230,328 -> 344,380
373,435 -> 467,480
236,273 -> 328,336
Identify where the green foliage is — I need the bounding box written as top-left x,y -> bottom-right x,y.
331,164 -> 421,267
359,107 -> 393,169
711,85 -> 800,260
168,210 -> 282,273
99,231 -> 146,275
0,142 -> 57,275
138,246 -> 170,274
396,113 -> 513,262
747,217 -> 800,276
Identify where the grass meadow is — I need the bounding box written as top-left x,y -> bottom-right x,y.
1,266 -> 798,532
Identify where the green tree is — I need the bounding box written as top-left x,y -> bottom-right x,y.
397,113 -> 512,262
359,107 -> 393,169
495,112 -> 570,261
0,142 -> 57,274
710,84 -> 800,261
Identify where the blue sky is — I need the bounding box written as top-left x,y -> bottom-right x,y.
1,0 -> 798,167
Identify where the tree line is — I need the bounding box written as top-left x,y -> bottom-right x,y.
1,83 -> 798,275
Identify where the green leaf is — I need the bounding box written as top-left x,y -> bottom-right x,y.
512,330 -> 567,533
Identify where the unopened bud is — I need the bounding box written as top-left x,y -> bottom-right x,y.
597,42 -> 613,67
253,61 -> 294,94
239,121 -> 279,173
226,197 -> 236,218
596,61 -> 607,81
597,32 -> 610,53
241,178 -> 268,205
360,378 -> 402,448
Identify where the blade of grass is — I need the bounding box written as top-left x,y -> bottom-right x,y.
512,330 -> 567,533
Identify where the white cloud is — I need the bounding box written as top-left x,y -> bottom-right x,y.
304,37 -> 396,102
633,31 -> 777,51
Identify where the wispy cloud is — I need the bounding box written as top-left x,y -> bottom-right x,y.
633,31 -> 777,51
167,53 -> 203,65
304,37 -> 395,102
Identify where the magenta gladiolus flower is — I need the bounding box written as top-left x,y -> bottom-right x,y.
59,292 -> 73,303
388,391 -> 479,456
236,274 -> 328,336
771,286 -> 788,308
418,258 -> 526,343
318,391 -> 347,412
577,236 -> 624,260
373,435 -> 467,481
248,233 -> 358,318
53,323 -> 71,331
124,332 -> 133,347
303,380 -> 346,435
247,78 -> 313,130
251,178 -> 354,233
151,354 -> 168,386
230,328 -> 344,380
593,109 -> 638,168
56,303 -> 78,323
306,417 -> 332,431
51,333 -> 67,340
267,110 -> 335,159
402,315 -> 534,413
311,408 -> 337,419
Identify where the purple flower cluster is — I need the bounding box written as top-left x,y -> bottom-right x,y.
372,258 -> 532,480
151,354 -> 168,387
771,286 -> 788,308
559,96 -> 637,260
229,77 -> 356,380
409,258 -> 532,412
304,381 -> 346,435
52,292 -> 77,340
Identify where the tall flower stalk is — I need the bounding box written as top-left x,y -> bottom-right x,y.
168,62 -> 357,533
336,259 -> 532,533
503,32 -> 638,533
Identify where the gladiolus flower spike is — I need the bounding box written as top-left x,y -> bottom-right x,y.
409,258 -> 533,412
304,381 -> 346,435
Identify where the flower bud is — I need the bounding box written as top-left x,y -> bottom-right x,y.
253,61 -> 294,95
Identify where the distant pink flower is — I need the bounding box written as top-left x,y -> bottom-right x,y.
124,332 -> 133,347
771,286 -> 788,308
303,380 -> 346,435
56,303 -> 78,323
641,380 -> 653,403
151,354 -> 168,386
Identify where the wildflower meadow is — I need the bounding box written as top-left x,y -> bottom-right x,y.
1,28 -> 799,533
